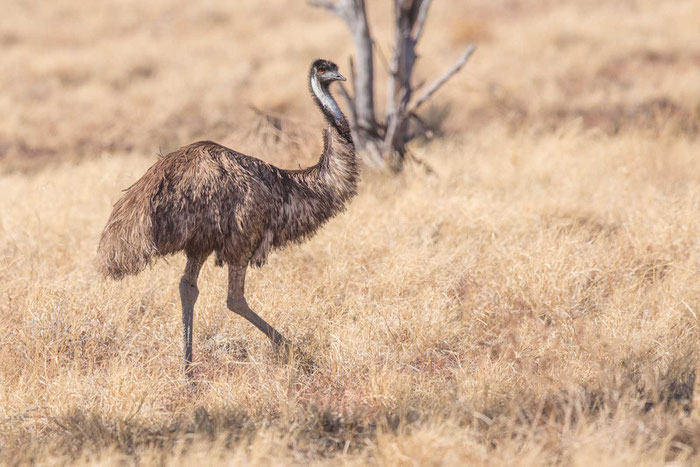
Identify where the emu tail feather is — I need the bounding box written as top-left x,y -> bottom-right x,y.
97,193 -> 157,280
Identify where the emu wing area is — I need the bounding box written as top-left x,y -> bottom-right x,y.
150,142 -> 279,264
97,141 -> 283,279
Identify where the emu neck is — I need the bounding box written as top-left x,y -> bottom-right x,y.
317,124 -> 356,195
279,79 -> 358,244
311,75 -> 356,200
280,124 -> 357,247
307,72 -> 356,197
310,75 -> 352,142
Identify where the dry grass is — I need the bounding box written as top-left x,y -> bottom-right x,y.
1,0 -> 699,465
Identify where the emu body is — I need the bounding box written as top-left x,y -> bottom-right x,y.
97,60 -> 357,375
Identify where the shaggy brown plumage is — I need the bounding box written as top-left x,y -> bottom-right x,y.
97,59 -> 357,375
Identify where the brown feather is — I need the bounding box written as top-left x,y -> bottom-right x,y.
97,92 -> 357,279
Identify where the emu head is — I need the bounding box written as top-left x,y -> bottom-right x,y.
311,59 -> 346,84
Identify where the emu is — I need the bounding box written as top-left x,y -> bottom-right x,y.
97,59 -> 357,376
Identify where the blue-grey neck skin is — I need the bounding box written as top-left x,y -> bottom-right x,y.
311,74 -> 342,123
310,74 -> 352,142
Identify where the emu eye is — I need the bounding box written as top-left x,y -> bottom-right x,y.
318,70 -> 325,75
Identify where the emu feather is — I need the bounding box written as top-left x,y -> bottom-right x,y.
97,59 -> 357,376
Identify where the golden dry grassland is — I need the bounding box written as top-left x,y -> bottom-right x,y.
1,0 -> 699,464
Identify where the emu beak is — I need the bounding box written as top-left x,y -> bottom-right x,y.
333,71 -> 346,82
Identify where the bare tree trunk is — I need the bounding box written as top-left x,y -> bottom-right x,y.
308,0 -> 376,132
346,1 -> 376,136
310,0 -> 385,167
310,0 -> 475,172
384,0 -> 427,169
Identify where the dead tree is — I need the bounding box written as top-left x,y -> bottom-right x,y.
310,0 -> 475,171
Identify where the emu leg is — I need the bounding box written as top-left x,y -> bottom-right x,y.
227,265 -> 289,350
180,254 -> 205,377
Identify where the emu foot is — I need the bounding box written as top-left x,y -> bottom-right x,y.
273,339 -> 317,373
182,364 -> 200,388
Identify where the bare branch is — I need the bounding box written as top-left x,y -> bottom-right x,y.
408,111 -> 434,139
308,0 -> 340,14
406,149 -> 437,175
308,0 -> 358,22
349,55 -> 356,89
371,35 -> 392,75
315,0 -> 377,136
413,0 -> 433,43
337,82 -> 358,126
408,44 -> 475,114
